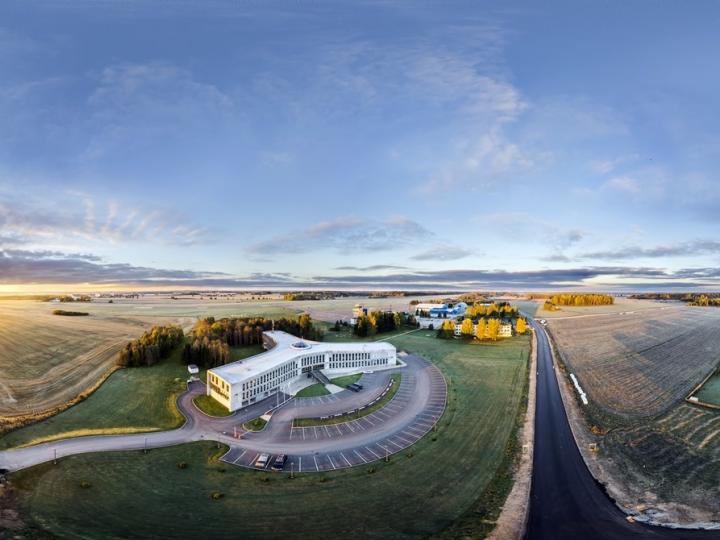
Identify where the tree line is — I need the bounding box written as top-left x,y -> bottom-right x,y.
117,325 -> 184,368
182,315 -> 323,369
354,311 -> 408,337
544,293 -> 614,309
437,316 -> 528,341
466,301 -> 519,320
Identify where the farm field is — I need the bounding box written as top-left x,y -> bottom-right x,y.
0,343 -> 264,449
548,305 -> 720,523
547,305 -> 720,417
0,298 -> 296,424
8,331 -> 531,540
537,296 -> 669,319
695,373 -> 720,407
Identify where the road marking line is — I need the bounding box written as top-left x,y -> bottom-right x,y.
365,446 -> 381,459
313,455 -> 319,471
233,449 -> 247,464
387,439 -> 403,449
334,424 -> 343,436
328,454 -> 337,470
323,425 -> 332,438
340,452 -> 352,467
299,456 -> 302,472
353,449 -> 367,463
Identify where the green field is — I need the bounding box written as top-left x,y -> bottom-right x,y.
242,417 -> 268,431
295,383 -> 330,397
9,331 -> 530,540
329,373 -> 362,387
695,372 -> 720,406
0,346 -> 188,449
193,395 -> 232,417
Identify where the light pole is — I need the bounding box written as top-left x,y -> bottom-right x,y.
290,461 -> 295,479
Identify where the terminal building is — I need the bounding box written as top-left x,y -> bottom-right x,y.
206,330 -> 397,412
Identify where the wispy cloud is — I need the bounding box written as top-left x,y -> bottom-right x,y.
575,240 -> 720,261
246,216 -> 433,256
334,265 -> 409,272
410,245 -> 473,261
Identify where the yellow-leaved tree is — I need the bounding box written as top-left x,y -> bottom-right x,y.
475,318 -> 487,341
460,318 -> 474,337
487,318 -> 500,341
516,317 -> 528,335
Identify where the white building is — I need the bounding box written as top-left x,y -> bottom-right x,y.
206,330 -> 397,412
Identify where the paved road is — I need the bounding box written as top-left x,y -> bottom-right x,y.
0,355 -> 445,474
525,318 -> 718,539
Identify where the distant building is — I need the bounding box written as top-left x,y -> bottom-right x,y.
350,304 -> 368,325
499,322 -> 513,338
414,302 -> 467,319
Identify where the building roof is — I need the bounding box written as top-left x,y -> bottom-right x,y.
208,330 -> 396,384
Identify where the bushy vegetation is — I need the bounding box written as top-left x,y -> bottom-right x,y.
117,325 -> 184,368
353,311 -> 406,337
52,310 -> 89,316
183,315 -> 322,368
544,293 -> 614,309
465,301 -> 518,319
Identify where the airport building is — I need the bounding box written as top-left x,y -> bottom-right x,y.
206,330 -> 397,412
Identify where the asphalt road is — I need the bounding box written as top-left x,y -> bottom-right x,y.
525,319 -> 718,539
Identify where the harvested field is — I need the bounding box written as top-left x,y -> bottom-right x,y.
0,299 -> 297,422
547,305 -> 720,417
538,297 -> 669,319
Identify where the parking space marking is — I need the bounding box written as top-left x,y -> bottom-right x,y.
334,424 -> 343,436
313,455 -> 319,472
327,454 -> 337,470
340,452 -> 352,467
323,425 -> 332,438
353,449 -> 367,463
233,449 -> 247,464
365,446 -> 381,459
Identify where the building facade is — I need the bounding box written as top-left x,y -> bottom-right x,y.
206,330 -> 397,412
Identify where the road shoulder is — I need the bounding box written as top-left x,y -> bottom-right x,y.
488,330 -> 537,540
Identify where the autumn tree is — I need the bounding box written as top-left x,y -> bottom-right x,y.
486,318 -> 500,341
516,317 -> 528,335
475,318 -> 487,341
460,318 -> 474,338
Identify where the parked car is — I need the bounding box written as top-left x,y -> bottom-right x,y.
272,454 -> 287,471
254,453 -> 270,468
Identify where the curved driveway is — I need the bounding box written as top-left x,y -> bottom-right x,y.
0,354 -> 446,474
525,318 -> 718,539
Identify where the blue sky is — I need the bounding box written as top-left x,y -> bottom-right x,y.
1,1 -> 720,291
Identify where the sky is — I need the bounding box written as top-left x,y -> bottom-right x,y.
1,0 -> 720,292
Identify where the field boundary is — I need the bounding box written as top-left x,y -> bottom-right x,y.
686,368 -> 720,411
0,363 -> 121,437
487,329 -> 537,540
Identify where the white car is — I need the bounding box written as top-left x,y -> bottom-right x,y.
254,453 -> 270,468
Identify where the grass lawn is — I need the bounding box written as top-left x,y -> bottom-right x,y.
229,344 -> 264,362
193,395 -> 232,417
295,383 -> 330,398
320,322 -> 420,343
329,373 -> 362,387
695,372 -> 720,406
242,417 -> 267,432
9,332 -> 530,540
0,346 -> 188,450
294,374 -> 401,427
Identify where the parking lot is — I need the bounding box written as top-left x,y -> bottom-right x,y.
220,356 -> 447,472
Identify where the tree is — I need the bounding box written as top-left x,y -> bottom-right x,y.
437,319 -> 456,339
460,318 -> 474,338
475,318 -> 487,341
486,318 -> 500,341
516,317 -> 528,335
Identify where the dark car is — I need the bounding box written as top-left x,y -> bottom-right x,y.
272,454 -> 287,471
346,384 -> 359,392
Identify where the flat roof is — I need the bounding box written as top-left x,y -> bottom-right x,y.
209,330 -> 395,384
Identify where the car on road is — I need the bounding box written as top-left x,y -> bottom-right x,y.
254,453 -> 270,468
272,454 -> 287,471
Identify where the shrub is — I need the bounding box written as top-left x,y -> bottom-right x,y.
210,491 -> 224,500
177,462 -> 188,469
79,480 -> 92,489
367,467 -> 376,474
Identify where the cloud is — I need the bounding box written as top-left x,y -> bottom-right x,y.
410,245 -> 473,261
576,240 -> 720,261
0,190 -> 213,247
334,265 -> 409,272
603,175 -> 641,193
246,216 -> 433,256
